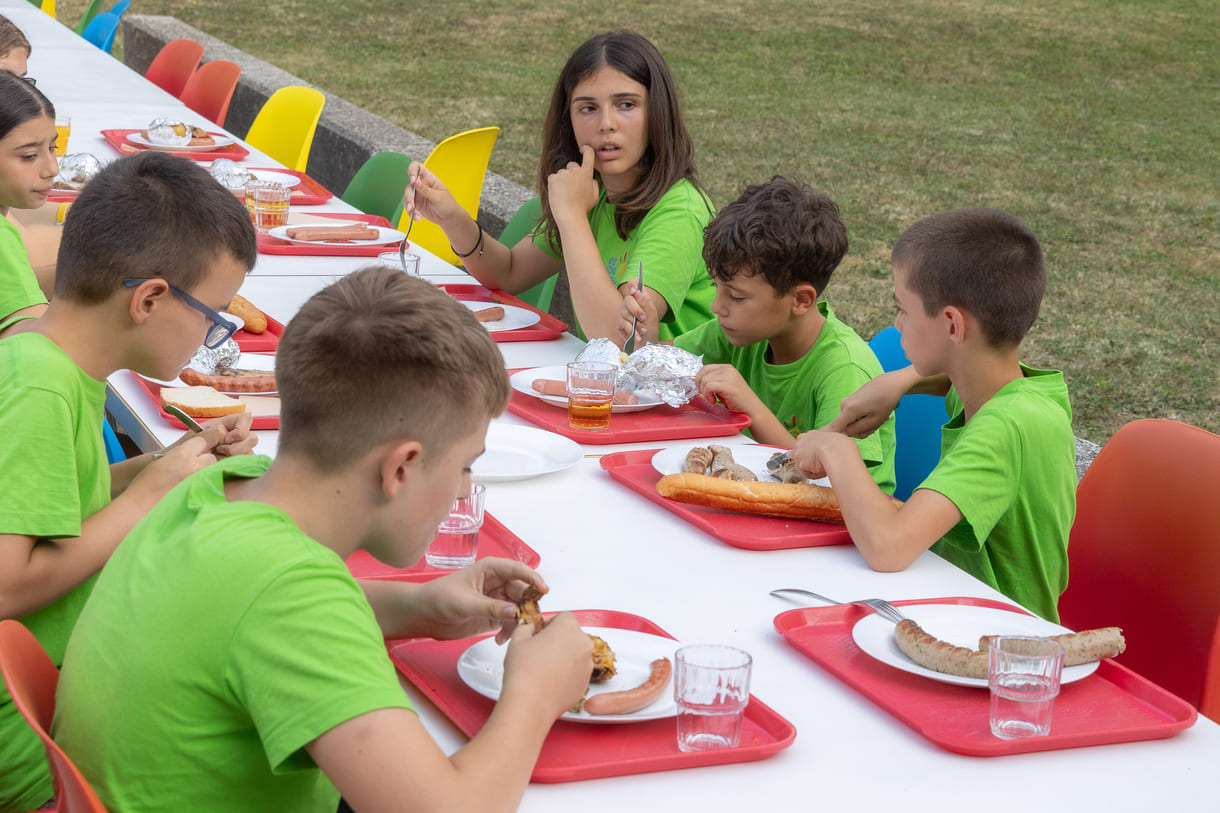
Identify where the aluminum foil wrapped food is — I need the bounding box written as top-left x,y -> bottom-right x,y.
575,337 -> 626,366
210,158 -> 251,190
617,343 -> 702,406
53,153 -> 101,190
187,337 -> 240,374
146,117 -> 191,146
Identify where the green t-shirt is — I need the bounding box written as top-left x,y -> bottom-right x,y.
675,302 -> 897,493
0,332 -> 109,813
536,178 -> 715,341
0,216 -> 47,320
54,455 -> 414,813
920,365 -> 1075,621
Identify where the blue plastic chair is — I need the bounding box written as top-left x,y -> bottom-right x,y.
102,419 -> 126,463
81,11 -> 120,52
867,326 -> 946,501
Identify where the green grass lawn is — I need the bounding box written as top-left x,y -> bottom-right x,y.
61,0 -> 1218,441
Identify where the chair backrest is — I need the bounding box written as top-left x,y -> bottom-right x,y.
866,326 -> 946,500
498,196 -> 557,311
341,151 -> 413,223
0,621 -> 109,812
80,12 -> 120,53
243,86 -> 325,172
1058,419 -> 1220,722
40,0 -> 55,18
102,419 -> 125,463
179,60 -> 241,127
74,0 -> 104,34
144,39 -> 204,98
396,126 -> 499,265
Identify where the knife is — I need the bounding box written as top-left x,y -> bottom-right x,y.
164,402 -> 206,433
625,260 -> 643,354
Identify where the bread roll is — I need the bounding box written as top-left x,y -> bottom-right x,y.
226,294 -> 267,333
160,386 -> 248,419
656,472 -> 843,522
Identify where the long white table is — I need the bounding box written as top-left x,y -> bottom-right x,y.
12,6 -> 1220,810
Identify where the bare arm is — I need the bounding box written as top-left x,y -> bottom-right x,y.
308,615 -> 593,813
791,429 -> 962,570
825,366 -> 951,439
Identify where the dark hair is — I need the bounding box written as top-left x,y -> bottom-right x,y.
0,16 -> 31,62
0,69 -> 52,140
891,207 -> 1045,347
702,176 -> 848,296
276,266 -> 511,471
55,151 -> 257,303
537,29 -> 703,248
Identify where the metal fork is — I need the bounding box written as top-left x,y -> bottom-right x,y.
625,260 -> 643,353
398,171 -> 419,270
770,588 -> 907,624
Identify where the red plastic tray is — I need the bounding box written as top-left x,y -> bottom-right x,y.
773,597 -> 1197,756
345,512 -> 539,581
256,213 -> 400,257
599,449 -> 851,549
232,314 -> 284,353
130,370 -> 280,430
101,128 -> 250,161
388,609 -> 796,782
437,284 -> 568,342
509,386 -> 751,445
239,167 -> 334,205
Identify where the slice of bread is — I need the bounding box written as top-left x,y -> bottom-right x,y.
160,386 -> 248,419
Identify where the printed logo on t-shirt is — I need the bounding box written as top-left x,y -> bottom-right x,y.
605,252 -> 629,280
783,415 -> 806,438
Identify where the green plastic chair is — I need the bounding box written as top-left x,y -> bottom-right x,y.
74,0 -> 104,35
341,152 -> 413,223
244,86 -> 325,172
498,196 -> 557,312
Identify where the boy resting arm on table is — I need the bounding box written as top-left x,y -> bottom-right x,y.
54,266 -> 594,813
791,208 -> 1075,622
0,151 -> 258,813
621,176 -> 896,491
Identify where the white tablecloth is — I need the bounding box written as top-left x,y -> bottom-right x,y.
11,5 -> 1219,810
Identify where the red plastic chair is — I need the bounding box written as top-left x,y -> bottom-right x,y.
1058,419 -> 1220,722
144,38 -> 204,97
0,620 -> 108,812
179,60 -> 242,127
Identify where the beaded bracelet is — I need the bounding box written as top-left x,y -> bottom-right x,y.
452,222 -> 485,258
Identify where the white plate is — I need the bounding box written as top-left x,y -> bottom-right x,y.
147,353 -> 276,395
651,442 -> 830,486
127,131 -> 235,152
471,424 -> 581,483
221,311 -> 244,333
243,169 -> 301,188
268,224 -> 405,246
509,365 -> 663,414
461,301 -> 541,332
457,626 -> 679,723
851,603 -> 1101,688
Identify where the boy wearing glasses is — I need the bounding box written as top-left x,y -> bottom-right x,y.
0,151 -> 258,812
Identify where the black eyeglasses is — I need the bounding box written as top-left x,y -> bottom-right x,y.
123,279 -> 237,349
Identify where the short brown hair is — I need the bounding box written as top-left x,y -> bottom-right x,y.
892,207 -> 1045,347
0,16 -> 31,62
56,151 -> 257,303
702,176 -> 848,296
275,267 -> 511,471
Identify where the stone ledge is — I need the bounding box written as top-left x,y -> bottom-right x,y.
120,15 -> 533,238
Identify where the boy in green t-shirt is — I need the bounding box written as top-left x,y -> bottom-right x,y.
55,267 -> 595,813
0,151 -> 259,813
790,208 -> 1075,621
623,176 -> 895,491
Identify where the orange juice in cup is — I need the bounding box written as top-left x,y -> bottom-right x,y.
566,361 -> 616,431
54,117 -> 70,157
245,180 -> 290,233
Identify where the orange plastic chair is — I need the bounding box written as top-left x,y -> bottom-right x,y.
144,39 -> 205,98
395,126 -> 499,265
0,620 -> 108,812
243,86 -> 325,172
179,60 -> 241,127
1057,419 -> 1220,722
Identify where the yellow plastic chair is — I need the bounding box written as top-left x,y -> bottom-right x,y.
243,86 -> 325,172
396,126 -> 499,265
40,0 -> 55,18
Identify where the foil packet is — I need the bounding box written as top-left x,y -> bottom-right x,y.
146,117 -> 191,146
617,343 -> 703,407
53,153 -> 101,190
188,338 -> 240,374
210,158 -> 251,190
575,337 -> 626,367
